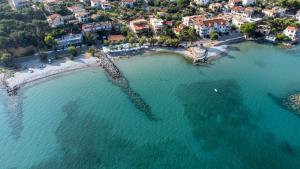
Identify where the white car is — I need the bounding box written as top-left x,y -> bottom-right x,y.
28,68 -> 34,73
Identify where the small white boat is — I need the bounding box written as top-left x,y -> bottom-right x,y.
214,88 -> 218,93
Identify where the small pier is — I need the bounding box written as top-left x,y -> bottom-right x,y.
190,46 -> 208,63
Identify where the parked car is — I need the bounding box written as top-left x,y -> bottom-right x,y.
28,68 -> 34,73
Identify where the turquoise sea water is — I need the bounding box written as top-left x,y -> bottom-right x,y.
0,42 -> 300,169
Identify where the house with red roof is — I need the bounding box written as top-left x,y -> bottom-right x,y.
47,14 -> 64,28
129,19 -> 150,34
194,18 -> 231,38
283,26 -> 299,42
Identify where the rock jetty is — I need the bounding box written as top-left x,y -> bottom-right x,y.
96,51 -> 156,121
1,73 -> 19,96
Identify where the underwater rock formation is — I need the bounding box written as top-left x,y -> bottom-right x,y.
283,92 -> 300,117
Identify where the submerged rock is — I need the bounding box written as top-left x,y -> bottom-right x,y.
283,92 -> 300,117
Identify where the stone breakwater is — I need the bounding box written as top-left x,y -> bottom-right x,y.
96,51 -> 156,121
1,73 -> 19,96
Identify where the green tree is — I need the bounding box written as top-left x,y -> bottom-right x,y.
38,51 -> 47,62
276,33 -> 290,41
0,52 -> 12,65
148,37 -> 157,46
103,40 -> 109,46
139,37 -> 147,45
128,37 -> 137,44
177,0 -> 190,7
44,35 -> 57,49
84,32 -> 98,46
240,22 -> 257,38
210,30 -> 218,40
157,36 -> 167,45
88,47 -> 96,56
67,46 -> 78,58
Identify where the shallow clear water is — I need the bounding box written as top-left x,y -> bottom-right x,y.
0,42 -> 300,169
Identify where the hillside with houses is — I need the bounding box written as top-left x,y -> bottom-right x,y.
0,0 -> 299,63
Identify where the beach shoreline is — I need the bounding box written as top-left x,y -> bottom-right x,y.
0,42 -> 236,95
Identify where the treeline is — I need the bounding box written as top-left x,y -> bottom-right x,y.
0,0 -> 49,55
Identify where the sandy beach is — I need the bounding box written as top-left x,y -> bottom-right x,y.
3,54 -> 99,90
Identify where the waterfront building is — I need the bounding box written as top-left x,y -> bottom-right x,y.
47,14 -> 64,28
129,19 -> 150,34
194,0 -> 211,6
149,18 -> 166,35
55,34 -> 83,49
194,18 -> 231,38
283,26 -> 299,42
265,35 -> 277,43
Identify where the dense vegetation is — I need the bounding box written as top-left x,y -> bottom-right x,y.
0,0 -> 49,58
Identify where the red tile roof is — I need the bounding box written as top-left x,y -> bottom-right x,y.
108,35 -> 126,42
232,6 -> 244,12
286,26 -> 298,31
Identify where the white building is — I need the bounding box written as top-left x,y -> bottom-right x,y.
91,0 -> 111,10
47,14 -> 64,28
296,10 -> 300,22
242,0 -> 255,6
232,16 -> 247,29
75,11 -> 90,23
194,18 -> 231,38
262,7 -> 286,18
55,34 -> 83,49
182,15 -> 206,27
283,26 -> 299,42
10,0 -> 30,10
149,18 -> 165,34
194,0 -> 211,6
120,0 -> 135,8
82,22 -> 113,32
